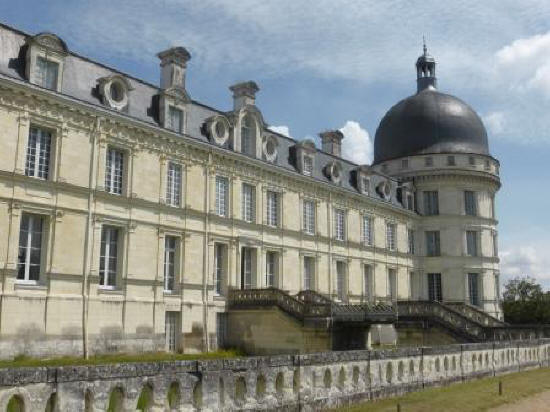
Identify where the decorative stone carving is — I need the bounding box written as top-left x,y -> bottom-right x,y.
377,180 -> 392,201
325,161 -> 343,184
205,115 -> 231,146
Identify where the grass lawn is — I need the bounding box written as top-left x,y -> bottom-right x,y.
334,367 -> 550,412
0,349 -> 242,369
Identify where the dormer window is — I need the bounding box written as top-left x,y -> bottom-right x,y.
25,33 -> 68,93
36,57 -> 59,90
241,114 -> 256,156
361,176 -> 370,195
168,106 -> 184,133
303,156 -> 313,176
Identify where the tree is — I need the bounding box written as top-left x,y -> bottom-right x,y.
502,276 -> 548,324
503,276 -> 543,302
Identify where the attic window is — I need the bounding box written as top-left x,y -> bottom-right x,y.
36,57 -> 59,90
110,82 -> 124,102
447,155 -> 456,166
303,155 -> 313,176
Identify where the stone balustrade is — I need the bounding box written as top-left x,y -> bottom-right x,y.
0,339 -> 549,411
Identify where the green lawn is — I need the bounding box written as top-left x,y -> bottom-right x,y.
335,367 -> 550,412
0,349 -> 241,369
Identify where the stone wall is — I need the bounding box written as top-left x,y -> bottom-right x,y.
0,339 -> 548,411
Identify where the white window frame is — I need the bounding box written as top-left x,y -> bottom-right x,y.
466,230 -> 479,257
386,222 -> 397,251
464,191 -> 477,216
241,183 -> 256,223
166,162 -> 182,207
425,230 -> 441,257
214,243 -> 226,296
303,256 -> 315,290
17,213 -> 45,283
362,215 -> 373,246
303,199 -> 316,235
266,251 -> 277,288
266,190 -> 279,227
168,105 -> 184,133
99,226 -> 120,289
35,56 -> 59,91
303,155 -> 313,176
408,229 -> 415,254
25,126 -> 52,180
334,208 -> 346,241
105,147 -> 124,195
215,176 -> 229,217
164,235 -> 178,292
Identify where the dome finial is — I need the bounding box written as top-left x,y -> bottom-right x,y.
416,37 -> 437,92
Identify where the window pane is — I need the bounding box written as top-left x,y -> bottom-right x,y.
423,191 -> 439,215
166,162 -> 182,206
215,176 -> 228,217
169,106 -> 183,133
36,57 -> 59,90
242,183 -> 255,222
106,149 -> 124,195
334,209 -> 345,241
267,191 -> 278,227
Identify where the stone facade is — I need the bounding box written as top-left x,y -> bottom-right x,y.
0,22 -> 501,358
0,339 -> 548,411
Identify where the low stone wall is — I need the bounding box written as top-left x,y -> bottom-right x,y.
1,339 -> 549,411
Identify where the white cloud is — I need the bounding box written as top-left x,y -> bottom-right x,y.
268,125 -> 291,137
483,112 -> 506,135
339,121 -> 373,165
500,245 -> 550,284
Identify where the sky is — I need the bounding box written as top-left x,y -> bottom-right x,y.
1,0 -> 549,287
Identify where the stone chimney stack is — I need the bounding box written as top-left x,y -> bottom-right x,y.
320,130 -> 344,157
229,81 -> 259,110
157,47 -> 191,90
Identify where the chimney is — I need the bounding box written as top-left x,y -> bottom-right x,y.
229,81 -> 259,110
157,47 -> 191,90
319,130 -> 344,157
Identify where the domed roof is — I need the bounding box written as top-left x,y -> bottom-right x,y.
373,45 -> 490,164
373,87 -> 489,164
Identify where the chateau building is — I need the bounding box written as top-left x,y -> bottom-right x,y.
0,23 -> 501,357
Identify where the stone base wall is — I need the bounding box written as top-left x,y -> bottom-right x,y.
0,339 -> 549,411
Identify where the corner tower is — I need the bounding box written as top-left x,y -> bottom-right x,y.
372,45 -> 502,319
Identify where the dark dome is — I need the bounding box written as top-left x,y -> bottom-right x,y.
373,87 -> 489,164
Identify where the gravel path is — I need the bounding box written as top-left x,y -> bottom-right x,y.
489,390 -> 550,411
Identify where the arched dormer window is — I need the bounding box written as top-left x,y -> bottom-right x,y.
241,114 -> 256,156
25,33 -> 69,92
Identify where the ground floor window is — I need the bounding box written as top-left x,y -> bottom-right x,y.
427,273 -> 442,301
165,311 -> 180,352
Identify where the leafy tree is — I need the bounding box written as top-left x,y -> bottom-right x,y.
502,276 -> 543,301
502,276 -> 549,324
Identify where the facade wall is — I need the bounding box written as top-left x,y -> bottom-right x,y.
0,81 -> 417,357
0,339 -> 546,411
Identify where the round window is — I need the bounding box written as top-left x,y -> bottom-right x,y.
215,121 -> 226,139
110,82 -> 124,102
266,139 -> 276,155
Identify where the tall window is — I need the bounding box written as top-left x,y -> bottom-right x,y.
423,191 -> 439,215
464,191 -> 477,216
334,208 -> 345,241
363,265 -> 372,300
166,162 -> 182,207
493,232 -> 498,257
427,273 -> 442,301
386,222 -> 396,251
466,230 -> 478,256
303,155 -> 313,176
388,268 -> 397,301
336,261 -> 347,301
17,213 -> 44,282
215,176 -> 229,217
266,251 -> 277,288
241,183 -> 256,223
36,56 -> 59,90
303,256 -> 315,290
99,226 -> 119,288
241,115 -> 255,156
425,231 -> 441,256
266,190 -> 279,227
214,243 -> 225,295
105,148 -> 124,195
468,273 -> 480,306
168,106 -> 183,133
303,200 -> 315,235
164,236 -> 177,291
25,126 -> 52,179
407,229 -> 415,254
241,247 -> 253,289
362,215 -> 373,246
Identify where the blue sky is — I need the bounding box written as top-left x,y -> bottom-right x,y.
2,1 -> 549,286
